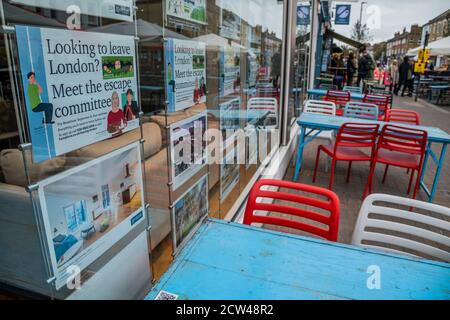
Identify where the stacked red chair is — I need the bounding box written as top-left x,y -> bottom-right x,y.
324,90 -> 350,116
362,93 -> 390,121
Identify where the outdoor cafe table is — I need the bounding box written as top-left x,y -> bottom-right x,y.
293,113 -> 450,203
145,219 -> 450,300
307,88 -> 364,100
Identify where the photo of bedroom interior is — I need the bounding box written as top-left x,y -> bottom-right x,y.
42,147 -> 143,268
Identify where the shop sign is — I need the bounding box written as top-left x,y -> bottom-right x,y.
15,25 -> 139,163
335,5 -> 351,25
297,5 -> 310,26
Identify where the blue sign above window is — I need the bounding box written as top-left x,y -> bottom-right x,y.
335,4 -> 351,25
297,5 -> 310,26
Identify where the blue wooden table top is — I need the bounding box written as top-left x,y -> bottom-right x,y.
307,88 -> 365,100
145,219 -> 450,300
298,113 -> 450,143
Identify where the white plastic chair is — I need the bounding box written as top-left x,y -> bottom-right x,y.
352,194 -> 450,262
302,100 -> 337,171
247,97 -> 278,128
303,99 -> 336,140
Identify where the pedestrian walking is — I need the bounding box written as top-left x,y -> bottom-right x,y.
346,52 -> 357,86
395,56 -> 413,97
389,59 -> 399,92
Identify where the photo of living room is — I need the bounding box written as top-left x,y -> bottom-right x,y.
39,143 -> 144,271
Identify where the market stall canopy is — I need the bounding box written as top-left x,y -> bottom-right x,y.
193,33 -> 246,50
407,37 -> 450,56
325,29 -> 364,49
92,19 -> 188,41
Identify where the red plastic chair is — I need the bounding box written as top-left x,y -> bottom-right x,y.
363,94 -> 390,120
313,123 -> 380,190
324,90 -> 350,116
385,109 -> 421,125
363,124 -> 428,199
243,179 -> 340,241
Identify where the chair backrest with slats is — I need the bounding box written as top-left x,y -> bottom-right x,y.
319,83 -> 337,91
363,93 -> 390,116
303,100 -> 336,116
325,90 -> 351,106
243,179 -> 340,241
378,124 -> 427,157
386,109 -> 421,125
344,102 -> 379,120
343,86 -> 362,93
335,123 -> 379,154
352,193 -> 450,262
248,97 -> 278,124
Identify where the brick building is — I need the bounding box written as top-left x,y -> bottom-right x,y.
386,24 -> 422,59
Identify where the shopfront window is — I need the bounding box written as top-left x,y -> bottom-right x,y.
0,0 -> 287,297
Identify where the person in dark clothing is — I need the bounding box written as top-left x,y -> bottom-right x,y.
346,52 -> 357,86
330,54 -> 345,90
395,56 -> 413,97
356,50 -> 372,87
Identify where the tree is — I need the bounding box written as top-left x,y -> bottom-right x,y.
351,21 -> 373,44
372,42 -> 387,62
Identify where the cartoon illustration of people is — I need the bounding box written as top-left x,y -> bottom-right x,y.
107,91 -> 127,136
123,89 -> 139,121
193,78 -> 202,104
168,62 -> 175,92
27,72 -> 54,124
200,76 -> 207,96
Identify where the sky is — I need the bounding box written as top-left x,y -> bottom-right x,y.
332,0 -> 450,43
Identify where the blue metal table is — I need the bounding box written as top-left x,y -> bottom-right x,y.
145,219 -> 450,300
293,113 -> 450,202
307,88 -> 365,100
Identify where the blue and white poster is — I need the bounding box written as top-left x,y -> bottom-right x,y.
297,5 -> 310,26
335,5 -> 351,25
16,25 -> 139,163
219,44 -> 241,97
165,38 -> 206,112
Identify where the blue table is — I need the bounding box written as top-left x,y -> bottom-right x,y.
293,113 -> 450,202
146,219 -> 450,300
307,88 -> 365,100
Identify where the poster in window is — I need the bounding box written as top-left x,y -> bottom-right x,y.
11,0 -> 134,22
220,8 -> 241,41
219,45 -> 241,97
165,38 -> 207,112
37,142 -> 145,290
15,25 -> 139,163
166,0 -> 207,25
219,97 -> 241,145
169,112 -> 207,190
172,174 -> 208,250
220,147 -> 239,203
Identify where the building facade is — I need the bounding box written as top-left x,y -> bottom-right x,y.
421,9 -> 450,46
386,24 -> 422,59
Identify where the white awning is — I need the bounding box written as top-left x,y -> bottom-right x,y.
407,36 -> 450,57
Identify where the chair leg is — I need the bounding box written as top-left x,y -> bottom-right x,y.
346,161 -> 353,183
407,169 -> 415,195
412,168 -> 422,200
329,159 -> 337,190
363,162 -> 377,199
313,147 -> 322,183
382,164 -> 389,184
